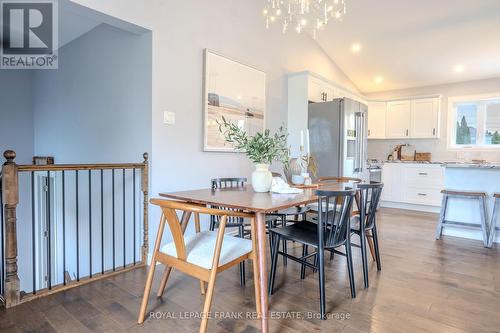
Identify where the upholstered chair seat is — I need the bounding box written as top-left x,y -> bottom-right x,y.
161,231 -> 253,269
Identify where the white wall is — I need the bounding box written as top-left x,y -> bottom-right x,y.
69,0 -> 360,248
0,71 -> 34,164
366,77 -> 500,162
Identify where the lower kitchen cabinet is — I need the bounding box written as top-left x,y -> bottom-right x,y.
381,163 -> 444,211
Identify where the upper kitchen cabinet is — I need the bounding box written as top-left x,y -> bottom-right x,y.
308,76 -> 335,102
386,100 -> 412,138
367,102 -> 387,139
335,87 -> 361,101
411,98 -> 440,138
368,96 -> 441,139
288,71 -> 366,157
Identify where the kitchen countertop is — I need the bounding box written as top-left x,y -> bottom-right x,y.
382,160 -> 500,168
382,160 -> 444,164
443,163 -> 500,169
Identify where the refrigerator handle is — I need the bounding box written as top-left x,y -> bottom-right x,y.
359,112 -> 366,173
354,112 -> 362,173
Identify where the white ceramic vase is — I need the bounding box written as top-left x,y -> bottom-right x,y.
251,163 -> 272,192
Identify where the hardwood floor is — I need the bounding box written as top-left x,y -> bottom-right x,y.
1,208 -> 499,333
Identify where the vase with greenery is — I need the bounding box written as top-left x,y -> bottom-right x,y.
218,117 -> 289,192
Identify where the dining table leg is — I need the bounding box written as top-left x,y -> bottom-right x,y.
255,211 -> 269,333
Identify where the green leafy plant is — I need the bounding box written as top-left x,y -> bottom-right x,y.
217,116 -> 289,165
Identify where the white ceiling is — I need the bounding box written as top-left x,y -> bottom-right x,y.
313,0 -> 500,93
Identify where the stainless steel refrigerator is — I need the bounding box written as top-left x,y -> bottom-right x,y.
308,98 -> 369,181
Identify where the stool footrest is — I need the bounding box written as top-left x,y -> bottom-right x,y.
442,220 -> 487,229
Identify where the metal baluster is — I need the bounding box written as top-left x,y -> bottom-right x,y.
100,170 -> 104,275
122,169 -> 126,268
133,168 -> 136,265
31,172 -> 36,294
76,170 -> 80,282
0,175 -> 4,295
88,170 -> 92,278
46,171 -> 51,290
112,169 -> 115,272
62,171 -> 66,285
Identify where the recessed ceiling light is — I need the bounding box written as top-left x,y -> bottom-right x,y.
375,76 -> 384,84
454,65 -> 465,73
351,43 -> 362,53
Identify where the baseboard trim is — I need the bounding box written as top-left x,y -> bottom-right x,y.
380,201 -> 441,213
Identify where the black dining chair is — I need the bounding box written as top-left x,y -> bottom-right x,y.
268,189 -> 357,319
209,177 -> 248,285
350,182 -> 384,289
307,177 -> 362,213
266,172 -> 309,266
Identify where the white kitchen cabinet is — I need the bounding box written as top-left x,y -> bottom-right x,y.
367,102 -> 387,139
288,71 -> 366,157
374,97 -> 440,139
411,98 -> 440,138
335,87 -> 359,101
308,76 -> 335,102
401,164 -> 444,206
386,101 -> 411,138
308,76 -> 325,103
324,84 -> 335,102
381,163 -> 402,202
381,163 -> 444,210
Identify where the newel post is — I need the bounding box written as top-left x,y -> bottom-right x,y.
2,150 -> 20,308
141,152 -> 149,264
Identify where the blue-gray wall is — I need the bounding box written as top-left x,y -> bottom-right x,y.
24,24 -> 152,289
0,71 -> 34,164
33,23 -> 152,163
1,23 -> 152,292
0,71 -> 35,291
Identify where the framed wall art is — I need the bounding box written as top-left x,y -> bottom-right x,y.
203,49 -> 266,152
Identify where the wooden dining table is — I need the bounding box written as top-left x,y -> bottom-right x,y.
159,182 -> 358,333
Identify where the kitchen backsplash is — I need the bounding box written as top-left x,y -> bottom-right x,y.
367,139 -> 500,163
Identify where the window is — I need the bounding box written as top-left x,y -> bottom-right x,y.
485,102 -> 500,145
448,94 -> 500,149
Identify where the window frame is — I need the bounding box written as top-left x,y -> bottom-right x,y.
447,92 -> 500,151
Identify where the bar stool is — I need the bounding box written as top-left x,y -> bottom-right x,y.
435,190 -> 490,247
488,193 -> 499,247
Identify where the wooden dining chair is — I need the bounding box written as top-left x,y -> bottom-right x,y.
138,199 -> 260,333
318,176 -> 363,183
209,177 -> 248,285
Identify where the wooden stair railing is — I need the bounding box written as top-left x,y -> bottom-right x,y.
1,150 -> 149,308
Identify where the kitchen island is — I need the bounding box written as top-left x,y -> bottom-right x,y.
443,163 -> 500,244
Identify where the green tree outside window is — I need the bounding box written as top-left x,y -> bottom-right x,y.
456,116 -> 472,144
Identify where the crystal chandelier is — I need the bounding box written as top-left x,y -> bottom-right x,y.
263,0 -> 346,38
